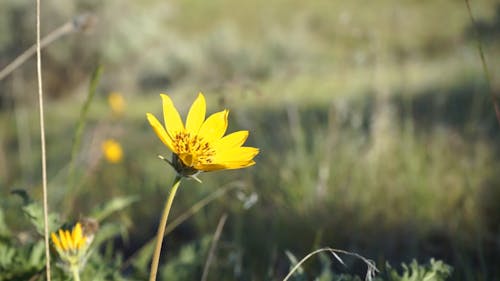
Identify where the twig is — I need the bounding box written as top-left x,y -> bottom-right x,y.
0,14 -> 96,81
201,213 -> 228,281
35,0 -> 51,280
464,0 -> 500,127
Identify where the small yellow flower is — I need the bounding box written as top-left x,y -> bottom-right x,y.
102,139 -> 123,164
51,223 -> 93,271
146,93 -> 259,176
108,92 -> 126,116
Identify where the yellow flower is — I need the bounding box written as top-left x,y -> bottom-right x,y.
51,223 -> 93,271
108,92 -> 126,116
146,93 -> 259,176
102,139 -> 123,164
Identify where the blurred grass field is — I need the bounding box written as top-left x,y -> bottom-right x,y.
1,0 -> 500,280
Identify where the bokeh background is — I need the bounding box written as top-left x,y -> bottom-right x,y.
1,0 -> 499,280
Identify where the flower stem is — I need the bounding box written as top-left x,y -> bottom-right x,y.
71,265 -> 80,281
149,176 -> 182,281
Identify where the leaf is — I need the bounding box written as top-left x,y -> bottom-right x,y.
21,201 -> 60,235
28,241 -> 45,268
285,250 -> 304,275
0,241 -> 45,281
131,239 -> 155,273
0,208 -> 11,238
91,222 -> 128,251
12,189 -> 60,235
90,195 -> 139,222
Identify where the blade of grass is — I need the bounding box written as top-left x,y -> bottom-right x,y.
464,0 -> 500,127
463,3 -> 497,276
63,65 -> 103,216
201,213 -> 228,281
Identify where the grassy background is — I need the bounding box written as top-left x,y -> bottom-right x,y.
1,0 -> 499,280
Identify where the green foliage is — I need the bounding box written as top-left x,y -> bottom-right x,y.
0,208 -> 11,238
0,191 -> 139,281
0,240 -> 45,281
159,236 -> 211,281
90,195 -> 139,223
13,189 -> 60,235
0,195 -> 47,281
385,259 -> 452,281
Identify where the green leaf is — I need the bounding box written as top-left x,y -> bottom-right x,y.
92,222 -> 126,249
12,189 -> 60,235
90,195 -> 139,222
285,250 -> 307,280
0,208 -> 11,238
21,200 -> 60,235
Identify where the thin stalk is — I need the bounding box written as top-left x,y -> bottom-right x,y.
201,213 -> 228,281
464,0 -> 500,127
63,65 -> 102,217
71,265 -> 81,281
149,176 -> 183,281
35,0 -> 51,280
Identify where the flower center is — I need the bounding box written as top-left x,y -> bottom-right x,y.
173,131 -> 215,168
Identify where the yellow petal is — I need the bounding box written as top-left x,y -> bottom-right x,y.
51,232 -> 62,252
198,110 -> 229,143
214,131 -> 248,150
185,93 -> 206,135
179,153 -> 196,167
64,230 -> 74,250
221,160 -> 256,170
161,94 -> 184,138
72,223 -> 83,244
147,113 -> 176,152
58,229 -> 68,251
77,237 -> 87,250
200,160 -> 255,171
214,146 -> 259,163
196,163 -> 227,171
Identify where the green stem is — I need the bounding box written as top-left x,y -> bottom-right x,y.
71,265 -> 81,281
149,176 -> 182,281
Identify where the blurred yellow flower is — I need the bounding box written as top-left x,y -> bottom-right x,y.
146,93 -> 259,176
102,139 -> 123,164
108,92 -> 126,116
51,222 -> 93,274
